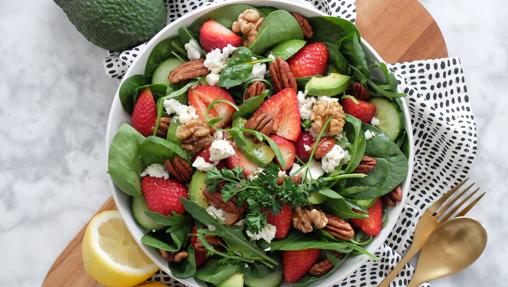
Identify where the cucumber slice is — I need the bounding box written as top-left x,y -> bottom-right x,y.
152,58 -> 183,86
131,197 -> 165,231
245,270 -> 282,287
370,98 -> 404,140
218,273 -> 244,287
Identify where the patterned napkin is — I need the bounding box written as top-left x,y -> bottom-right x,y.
102,0 -> 477,286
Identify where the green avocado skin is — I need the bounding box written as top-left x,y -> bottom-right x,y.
55,0 -> 167,51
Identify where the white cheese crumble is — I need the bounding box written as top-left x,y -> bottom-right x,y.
297,91 -> 316,121
163,99 -> 199,124
209,139 -> 236,161
250,63 -> 267,79
364,130 -> 376,140
206,205 -> 227,231
317,96 -> 339,103
205,73 -> 220,86
246,224 -> 277,243
192,156 -> 216,172
140,163 -> 169,179
184,39 -> 202,60
204,44 -> 237,74
321,145 -> 351,173
290,161 -> 324,182
371,117 -> 380,126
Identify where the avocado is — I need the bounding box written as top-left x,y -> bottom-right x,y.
305,73 -> 351,97
189,171 -> 209,208
268,39 -> 306,60
308,192 -> 327,205
54,0 -> 167,51
218,273 -> 244,287
245,270 -> 282,287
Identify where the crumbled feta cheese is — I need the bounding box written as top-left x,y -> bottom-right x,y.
204,44 -> 237,74
290,163 -> 303,177
206,205 -> 227,231
140,164 -> 169,179
317,96 -> 339,103
184,39 -> 201,60
321,145 -> 350,173
246,224 -> 277,243
371,117 -> 380,126
209,140 -> 235,161
304,144 -> 312,152
192,156 -> 216,172
248,167 -> 264,180
297,91 -> 316,121
364,130 -> 376,140
250,63 -> 266,79
222,44 -> 237,57
213,130 -> 225,140
290,161 -> 324,182
163,99 -> 199,124
205,73 -> 220,86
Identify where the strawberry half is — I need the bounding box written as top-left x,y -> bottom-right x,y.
295,131 -> 315,162
141,177 -> 188,215
270,135 -> 296,171
226,148 -> 259,176
288,42 -> 329,78
282,249 -> 321,283
351,199 -> 383,236
252,88 -> 301,141
188,85 -> 236,128
131,88 -> 157,136
199,20 -> 243,52
342,96 -> 377,124
267,204 -> 293,239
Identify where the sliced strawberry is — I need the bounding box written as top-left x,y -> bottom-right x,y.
270,135 -> 296,171
141,177 -> 188,215
267,204 -> 293,239
199,20 -> 242,52
131,88 -> 156,136
190,226 -> 209,267
288,42 -> 328,78
351,199 -> 383,236
226,148 -> 259,177
188,85 -> 236,128
295,131 -> 315,162
282,249 -> 321,283
252,88 -> 301,141
342,96 -> 377,124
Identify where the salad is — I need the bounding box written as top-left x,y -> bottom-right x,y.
108,4 -> 409,287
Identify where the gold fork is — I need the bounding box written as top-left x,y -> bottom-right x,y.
378,179 -> 485,287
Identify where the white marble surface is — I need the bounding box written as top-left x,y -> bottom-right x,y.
0,0 -> 505,286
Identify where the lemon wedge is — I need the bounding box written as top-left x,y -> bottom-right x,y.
82,210 -> 158,287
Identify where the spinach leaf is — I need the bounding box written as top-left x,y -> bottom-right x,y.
257,6 -> 277,17
108,124 -> 144,197
139,136 -> 189,165
367,62 -> 406,99
145,36 -> 186,77
344,115 -> 366,173
195,259 -> 239,285
249,10 -> 304,55
142,231 -> 180,252
169,246 -> 197,279
219,47 -> 271,88
119,75 -> 149,114
233,90 -> 268,119
135,84 -> 168,100
309,16 -> 360,43
321,189 -> 368,219
340,32 -> 369,78
141,212 -> 192,252
324,42 -> 350,75
188,4 -> 255,32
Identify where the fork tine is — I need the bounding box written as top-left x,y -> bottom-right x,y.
455,192 -> 486,217
428,179 -> 468,214
434,182 -> 475,217
438,187 -> 480,222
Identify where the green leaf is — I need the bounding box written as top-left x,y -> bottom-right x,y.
344,115 -> 367,173
233,91 -> 268,119
119,75 -> 149,114
244,129 -> 285,168
294,253 -> 349,287
169,246 -> 197,279
145,36 -> 186,77
309,16 -> 360,43
139,136 -> 189,165
324,42 -> 350,75
142,231 -> 180,252
340,32 -> 369,78
206,99 -> 239,127
195,259 -> 240,285
188,4 -> 255,32
107,124 -> 144,196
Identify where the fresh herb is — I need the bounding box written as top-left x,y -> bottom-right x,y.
141,211 -> 193,252
205,98 -> 239,128
139,136 -> 189,165
343,115 -> 367,173
219,47 -> 272,88
233,90 -> 268,119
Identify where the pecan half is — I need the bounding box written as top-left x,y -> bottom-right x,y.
245,111 -> 274,135
169,59 -> 209,84
269,57 -> 297,92
293,208 -> 328,233
292,12 -> 314,38
160,250 -> 188,262
164,156 -> 194,183
244,81 -> 266,100
314,137 -> 336,159
176,119 -> 213,153
383,185 -> 403,207
204,191 -> 246,215
351,82 -> 370,101
354,156 -> 377,173
152,116 -> 171,138
325,215 -> 355,240
309,260 -> 334,276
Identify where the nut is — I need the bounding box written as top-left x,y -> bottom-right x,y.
325,215 -> 355,240
269,57 -> 298,92
169,59 -> 209,84
176,119 -> 213,153
152,116 -> 171,138
160,250 -> 188,262
351,82 -> 370,101
244,81 -> 266,100
314,137 -> 336,159
232,9 -> 264,46
193,234 -> 222,252
293,208 -> 328,233
311,100 -> 345,136
245,111 -> 274,135
309,260 -> 333,276
354,156 -> 377,173
164,156 -> 193,183
292,12 -> 314,38
204,191 -> 246,215
383,185 -> 403,207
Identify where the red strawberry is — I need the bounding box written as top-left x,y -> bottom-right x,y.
288,43 -> 328,78
252,88 -> 301,141
141,177 -> 188,215
295,131 -> 315,162
199,20 -> 242,52
188,85 -> 236,128
226,148 -> 259,176
270,135 -> 296,171
267,204 -> 293,239
351,199 -> 383,236
342,96 -> 377,124
282,249 -> 321,283
131,88 -> 156,136
190,227 -> 209,267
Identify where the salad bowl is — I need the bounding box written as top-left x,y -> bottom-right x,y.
106,0 -> 414,286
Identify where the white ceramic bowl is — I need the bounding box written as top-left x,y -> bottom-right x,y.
106,0 -> 414,285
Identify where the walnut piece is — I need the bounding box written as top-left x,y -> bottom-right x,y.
169,59 -> 209,84
325,215 -> 355,240
175,119 -> 213,153
383,185 -> 403,207
269,57 -> 297,92
232,9 -> 264,46
354,156 -> 377,173
314,137 -> 336,159
245,111 -> 274,135
351,82 -> 371,101
311,100 -> 345,136
292,12 -> 314,38
152,116 -> 171,138
293,208 -> 328,233
245,81 -> 266,100
164,156 -> 193,183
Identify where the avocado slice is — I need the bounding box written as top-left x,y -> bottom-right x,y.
189,171 -> 209,208
218,273 -> 244,287
305,73 -> 351,96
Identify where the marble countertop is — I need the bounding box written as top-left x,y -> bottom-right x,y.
0,0 -> 505,286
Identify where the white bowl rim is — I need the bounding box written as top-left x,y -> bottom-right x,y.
105,0 -> 415,286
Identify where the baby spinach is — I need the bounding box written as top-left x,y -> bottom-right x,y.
257,6 -> 277,17
135,83 -> 168,100
309,16 -> 360,43
325,42 -> 349,75
340,32 -> 370,78
139,136 -> 189,165
233,90 -> 268,119
145,36 -> 186,77
195,259 -> 240,285
169,246 -> 197,279
320,188 -> 368,219
219,47 -> 271,88
142,231 -> 180,252
189,4 -> 255,32
249,10 -> 304,55
119,74 -> 149,114
142,211 -> 193,252
344,115 -> 366,174
367,62 -> 406,99
108,124 -> 144,197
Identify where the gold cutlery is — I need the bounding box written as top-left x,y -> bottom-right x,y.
378,179 -> 485,287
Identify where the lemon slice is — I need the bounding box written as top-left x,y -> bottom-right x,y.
82,210 -> 158,287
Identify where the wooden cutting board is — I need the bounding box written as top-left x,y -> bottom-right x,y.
42,0 -> 448,286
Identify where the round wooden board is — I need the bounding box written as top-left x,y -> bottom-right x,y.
42,0 -> 448,286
